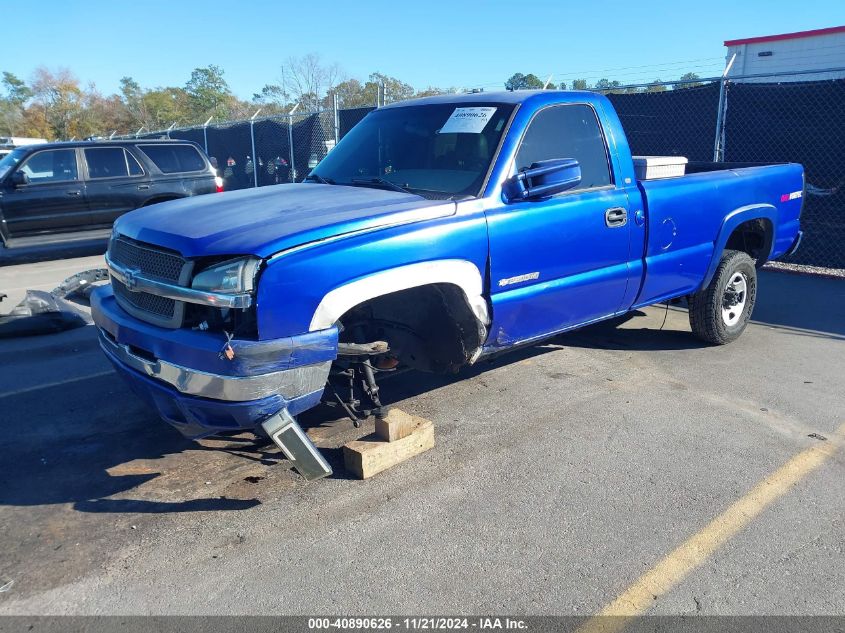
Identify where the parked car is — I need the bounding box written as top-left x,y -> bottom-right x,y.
0,139 -> 222,251
92,90 -> 804,479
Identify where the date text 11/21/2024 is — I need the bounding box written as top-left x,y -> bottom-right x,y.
307,617 -> 528,630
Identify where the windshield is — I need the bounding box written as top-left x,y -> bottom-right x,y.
311,102 -> 515,200
0,147 -> 26,180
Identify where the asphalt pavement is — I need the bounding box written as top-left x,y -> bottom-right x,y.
0,257 -> 842,616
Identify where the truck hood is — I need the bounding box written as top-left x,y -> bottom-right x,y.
114,183 -> 456,258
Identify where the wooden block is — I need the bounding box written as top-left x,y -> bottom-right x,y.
374,408 -> 417,442
344,416 -> 435,479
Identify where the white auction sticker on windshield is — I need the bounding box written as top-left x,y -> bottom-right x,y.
439,107 -> 497,134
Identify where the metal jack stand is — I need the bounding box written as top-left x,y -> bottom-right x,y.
261,410 -> 333,481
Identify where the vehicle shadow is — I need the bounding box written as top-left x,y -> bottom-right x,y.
562,270 -> 845,352
1,270 -> 838,511
0,369 -> 264,513
558,308 -> 705,352
751,269 -> 845,339
307,270 -> 845,437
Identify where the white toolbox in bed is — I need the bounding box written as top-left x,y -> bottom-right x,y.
633,155 -> 688,180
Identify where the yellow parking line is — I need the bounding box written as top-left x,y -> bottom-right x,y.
577,422 -> 844,633
0,370 -> 114,399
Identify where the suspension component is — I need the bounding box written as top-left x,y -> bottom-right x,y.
325,339 -> 394,427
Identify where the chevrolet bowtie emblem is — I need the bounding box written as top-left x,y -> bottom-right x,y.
124,268 -> 141,291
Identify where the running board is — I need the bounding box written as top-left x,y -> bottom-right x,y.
3,228 -> 111,249
1,229 -> 110,264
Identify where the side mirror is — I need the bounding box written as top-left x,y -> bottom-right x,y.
503,158 -> 581,202
11,171 -> 29,187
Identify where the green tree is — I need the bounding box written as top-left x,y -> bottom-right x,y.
119,76 -> 142,104
253,83 -> 289,112
142,87 -> 191,130
505,73 -> 544,90
414,86 -> 449,98
367,73 -> 415,105
571,79 -> 588,90
185,65 -> 232,120
331,78 -> 445,109
675,72 -> 703,89
593,79 -> 624,93
646,79 -> 667,93
331,78 -> 370,109
118,76 -> 147,129
29,67 -> 86,139
2,72 -> 32,106
0,71 -> 33,135
77,88 -> 133,138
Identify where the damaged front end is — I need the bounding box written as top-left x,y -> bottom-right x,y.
92,285 -> 338,480
91,233 -> 342,480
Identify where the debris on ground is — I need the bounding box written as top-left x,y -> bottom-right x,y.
50,268 -> 109,301
0,290 -> 90,338
0,268 -> 108,338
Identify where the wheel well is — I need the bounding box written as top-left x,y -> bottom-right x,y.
336,283 -> 487,373
724,218 -> 773,265
141,196 -> 182,207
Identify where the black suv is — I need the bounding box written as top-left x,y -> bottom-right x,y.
0,140 -> 220,252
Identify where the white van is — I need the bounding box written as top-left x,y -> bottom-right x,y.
0,137 -> 48,159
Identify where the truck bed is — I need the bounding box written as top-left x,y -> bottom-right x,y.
632,162 -> 804,308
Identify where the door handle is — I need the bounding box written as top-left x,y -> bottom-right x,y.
137,184 -> 150,190
605,207 -> 627,228
66,190 -> 82,196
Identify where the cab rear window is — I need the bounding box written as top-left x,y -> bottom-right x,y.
138,144 -> 206,174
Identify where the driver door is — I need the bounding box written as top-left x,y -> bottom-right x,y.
484,103 -> 632,349
2,148 -> 90,236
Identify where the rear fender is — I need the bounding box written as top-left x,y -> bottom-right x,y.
698,203 -> 776,291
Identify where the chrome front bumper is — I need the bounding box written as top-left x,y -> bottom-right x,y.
98,327 -> 330,402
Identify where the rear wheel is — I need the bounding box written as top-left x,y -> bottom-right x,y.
688,250 -> 757,345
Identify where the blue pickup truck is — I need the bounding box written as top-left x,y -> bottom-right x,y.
92,90 -> 804,479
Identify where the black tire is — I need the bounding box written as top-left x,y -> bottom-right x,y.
688,249 -> 757,345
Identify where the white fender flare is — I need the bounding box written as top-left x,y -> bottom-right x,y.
308,259 -> 489,332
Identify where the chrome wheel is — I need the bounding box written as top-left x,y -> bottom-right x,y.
721,272 -> 747,326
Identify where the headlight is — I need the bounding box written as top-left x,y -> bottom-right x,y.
191,257 -> 261,294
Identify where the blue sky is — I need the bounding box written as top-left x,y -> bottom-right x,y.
7,0 -> 842,97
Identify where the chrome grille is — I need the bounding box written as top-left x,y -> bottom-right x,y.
113,278 -> 176,319
110,237 -> 185,282
109,235 -> 192,328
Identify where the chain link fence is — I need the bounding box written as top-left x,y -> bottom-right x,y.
125,69 -> 845,269
597,70 -> 845,269
721,77 -> 845,269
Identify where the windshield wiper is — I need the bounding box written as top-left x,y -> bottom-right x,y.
304,174 -> 336,185
350,177 -> 415,195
